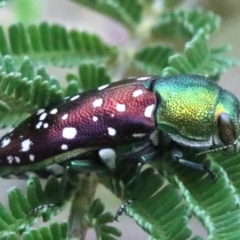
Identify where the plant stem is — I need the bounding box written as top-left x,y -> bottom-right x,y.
68,173 -> 98,239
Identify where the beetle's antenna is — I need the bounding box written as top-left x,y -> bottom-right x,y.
195,146 -> 228,156
195,140 -> 238,156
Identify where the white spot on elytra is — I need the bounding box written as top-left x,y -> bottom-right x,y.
21,139 -> 32,152
62,114 -> 68,120
92,98 -> 103,108
107,127 -> 116,136
132,133 -> 147,138
98,148 -> 116,170
62,127 -> 77,139
111,114 -> 114,117
7,156 -> 13,164
137,77 -> 151,81
43,123 -> 49,128
61,144 -> 68,150
116,103 -> 126,112
98,84 -> 109,91
39,112 -> 47,121
1,138 -> 11,148
50,108 -> 58,114
14,156 -> 20,163
92,116 -> 98,122
37,109 -> 45,115
29,154 -> 35,161
144,104 -> 155,118
36,122 -> 43,129
132,89 -> 143,97
70,95 -> 79,101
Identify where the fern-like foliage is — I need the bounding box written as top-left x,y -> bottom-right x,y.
133,32 -> 236,78
98,165 -> 193,239
155,151 -> 240,240
132,8 -> 236,78
66,63 -> 111,94
152,8 -> 220,39
0,175 -> 71,239
22,222 -> 68,240
5,222 -> 68,240
72,0 -> 142,29
0,55 -> 64,127
88,199 -> 121,240
126,169 -> 192,240
162,32 -> 237,77
134,44 -> 174,75
0,22 -> 117,67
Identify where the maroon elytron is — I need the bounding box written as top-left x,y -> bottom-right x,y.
0,77 -> 158,176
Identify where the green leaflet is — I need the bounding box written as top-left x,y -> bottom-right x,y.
0,176 -> 68,239
156,151 -> 240,240
88,199 -> 121,240
22,222 -> 68,240
0,55 -> 64,127
152,8 -> 220,39
0,22 -> 117,68
72,0 -> 142,29
66,63 -> 111,91
134,44 -> 173,75
127,169 -> 191,240
162,32 -> 237,78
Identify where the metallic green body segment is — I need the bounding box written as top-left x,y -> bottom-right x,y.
152,75 -> 226,147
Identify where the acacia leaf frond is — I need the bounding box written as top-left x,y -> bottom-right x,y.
0,54 -> 64,127
134,44 -> 173,75
0,22 -> 117,68
162,32 -> 237,78
72,0 -> 142,29
66,63 -> 111,93
152,8 -> 220,39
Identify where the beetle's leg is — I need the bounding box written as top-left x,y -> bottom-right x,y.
69,159 -> 106,173
33,156 -> 106,178
69,142 -> 160,174
69,145 -> 160,221
171,147 -> 216,181
114,142 -> 164,221
115,200 -> 133,221
117,141 -> 162,165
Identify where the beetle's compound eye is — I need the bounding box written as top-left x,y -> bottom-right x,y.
218,112 -> 237,146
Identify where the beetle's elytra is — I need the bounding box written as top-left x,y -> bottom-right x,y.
0,75 -> 239,177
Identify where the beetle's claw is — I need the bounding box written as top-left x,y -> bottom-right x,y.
204,165 -> 217,181
115,200 -> 133,221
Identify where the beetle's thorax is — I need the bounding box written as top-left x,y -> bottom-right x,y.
153,75 -> 222,148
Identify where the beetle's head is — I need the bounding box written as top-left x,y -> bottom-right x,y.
198,89 -> 240,156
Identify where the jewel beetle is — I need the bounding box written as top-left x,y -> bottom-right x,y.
0,74 -> 239,177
